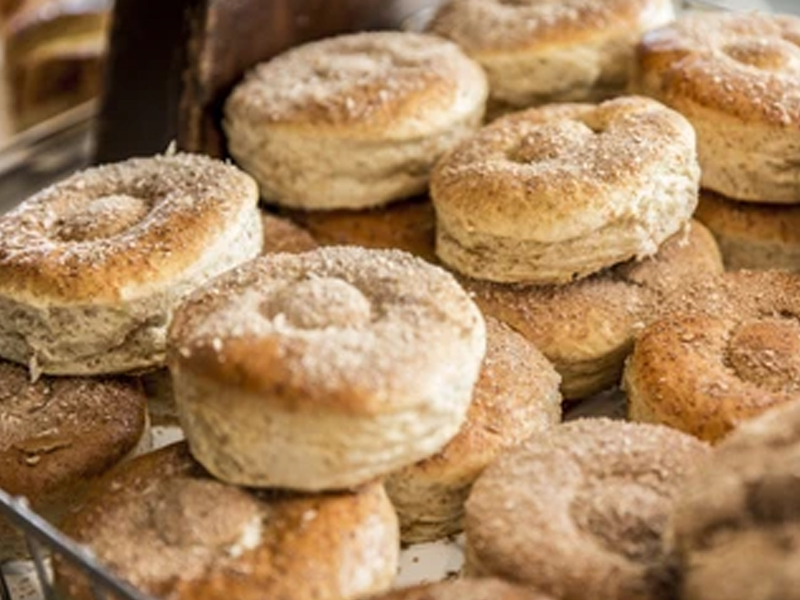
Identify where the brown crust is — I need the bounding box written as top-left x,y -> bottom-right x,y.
431,95 -> 697,240
638,12 -> 800,127
428,0 -> 670,55
462,221 -> 723,399
413,317 -> 561,479
464,419 -> 710,600
385,317 -> 561,540
694,189 -> 800,270
371,578 -> 556,600
673,399 -> 800,600
224,31 -> 487,139
260,212 -> 318,255
286,196 -> 437,262
0,359 -> 147,504
626,270 -> 800,442
167,246 -> 484,415
0,153 -> 259,303
55,442 -> 399,600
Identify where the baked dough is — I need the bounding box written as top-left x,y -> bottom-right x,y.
466,418 -> 709,600
432,96 -> 700,284
0,359 -> 149,559
372,578 -> 556,600
636,11 -> 800,202
385,316 -> 561,543
672,399 -> 800,600
464,418 -> 710,600
168,246 -> 486,491
287,195 -> 437,263
260,212 -> 317,255
224,31 -> 488,210
429,0 -> 674,114
0,153 -> 263,376
694,189 -> 800,272
462,221 -> 723,399
55,442 -> 399,600
625,270 -> 800,442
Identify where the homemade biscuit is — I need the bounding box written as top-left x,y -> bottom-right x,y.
225,31 -> 488,209
168,246 -> 486,491
0,153 -> 263,376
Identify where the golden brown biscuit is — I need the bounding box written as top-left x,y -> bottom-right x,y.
286,195 -> 436,263
464,418 -> 710,600
672,399 -> 800,600
369,578 -> 556,600
463,220 -> 723,399
225,31 -> 488,210
636,12 -> 800,202
168,246 -> 486,491
694,189 -> 800,272
385,316 -> 561,543
0,153 -> 263,376
55,442 -> 399,600
432,96 -> 700,284
260,211 -> 318,254
428,0 -> 674,114
625,270 -> 800,442
0,359 -> 149,559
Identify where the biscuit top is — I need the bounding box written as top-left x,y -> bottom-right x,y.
639,12 -> 800,126
224,31 -> 488,139
57,443 -> 398,600
374,578 -> 556,600
672,399 -> 800,600
429,0 -> 674,55
652,269 -> 800,398
432,96 -> 697,241
466,419 -> 710,599
168,246 -> 486,415
0,360 -> 147,499
0,153 -> 259,303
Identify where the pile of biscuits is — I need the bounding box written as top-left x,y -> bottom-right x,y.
1,1 -> 800,600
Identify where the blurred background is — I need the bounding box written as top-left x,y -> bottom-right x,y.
0,0 -> 795,157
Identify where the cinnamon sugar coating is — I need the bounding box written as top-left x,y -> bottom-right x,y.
167,246 -> 486,490
636,12 -> 800,202
0,359 -> 148,559
429,0 -> 674,110
0,360 -> 147,501
625,270 -> 800,442
463,220 -> 722,399
694,189 -> 800,272
55,443 -> 399,600
384,317 -> 562,543
224,31 -> 487,210
226,31 -> 482,137
0,153 -> 259,303
432,96 -> 700,284
464,419 -> 710,600
169,246 -> 484,414
371,578 -> 556,600
673,400 -> 800,600
0,153 -> 263,375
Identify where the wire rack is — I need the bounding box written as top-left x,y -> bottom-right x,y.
0,490 -> 156,600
